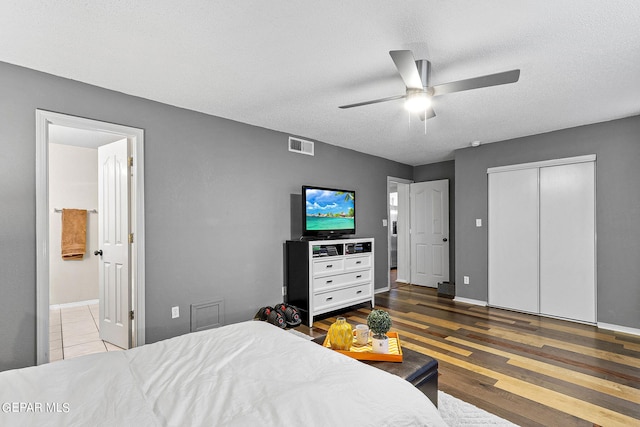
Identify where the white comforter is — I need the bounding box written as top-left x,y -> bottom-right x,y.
0,321 -> 446,426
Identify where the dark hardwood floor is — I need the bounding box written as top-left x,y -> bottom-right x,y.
296,284 -> 640,427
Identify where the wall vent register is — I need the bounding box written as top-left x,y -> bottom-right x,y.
288,136 -> 314,156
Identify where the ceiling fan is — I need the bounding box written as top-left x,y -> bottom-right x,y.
339,50 -> 520,121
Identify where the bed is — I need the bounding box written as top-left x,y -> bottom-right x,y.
0,321 -> 446,426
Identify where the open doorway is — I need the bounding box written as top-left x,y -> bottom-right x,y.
36,111 -> 146,365
49,128 -> 124,361
387,176 -> 450,289
387,177 -> 412,289
389,182 -> 398,287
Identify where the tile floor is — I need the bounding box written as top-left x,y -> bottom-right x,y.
49,302 -> 124,362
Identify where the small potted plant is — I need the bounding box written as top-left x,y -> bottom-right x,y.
367,309 -> 392,354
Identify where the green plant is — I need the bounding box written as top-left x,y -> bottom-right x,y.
367,309 -> 392,338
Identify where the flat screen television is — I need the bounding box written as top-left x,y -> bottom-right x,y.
302,185 -> 355,238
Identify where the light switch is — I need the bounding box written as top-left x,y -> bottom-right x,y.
382,219 -> 388,227
476,218 -> 482,227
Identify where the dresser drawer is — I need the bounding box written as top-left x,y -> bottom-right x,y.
313,283 -> 372,311
312,258 -> 345,276
313,270 -> 372,292
344,255 -> 371,271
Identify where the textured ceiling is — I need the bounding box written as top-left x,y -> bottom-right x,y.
2,1 -> 639,166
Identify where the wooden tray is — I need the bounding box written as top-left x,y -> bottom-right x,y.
322,332 -> 403,362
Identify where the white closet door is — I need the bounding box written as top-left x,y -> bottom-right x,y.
488,169 -> 539,313
539,162 -> 595,322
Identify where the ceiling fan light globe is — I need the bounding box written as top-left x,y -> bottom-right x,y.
405,92 -> 431,112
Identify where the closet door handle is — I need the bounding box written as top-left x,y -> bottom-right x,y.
94,249 -> 103,256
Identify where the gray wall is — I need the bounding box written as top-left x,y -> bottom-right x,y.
0,61 -> 412,371
455,116 -> 640,329
413,160 -> 455,282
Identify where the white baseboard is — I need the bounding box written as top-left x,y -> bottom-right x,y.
597,322 -> 640,337
446,300 -> 638,336
50,299 -> 99,310
454,297 -> 487,306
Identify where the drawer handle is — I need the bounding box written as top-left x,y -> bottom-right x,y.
356,275 -> 362,279
326,280 -> 333,284
355,261 -> 362,264
356,290 -> 363,294
326,296 -> 333,301
326,264 -> 333,268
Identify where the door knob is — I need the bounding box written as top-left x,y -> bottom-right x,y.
94,250 -> 103,256
443,238 -> 448,242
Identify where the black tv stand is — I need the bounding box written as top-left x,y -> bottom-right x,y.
285,237 -> 374,326
299,234 -> 354,241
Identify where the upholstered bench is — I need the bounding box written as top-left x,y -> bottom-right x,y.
313,335 -> 439,407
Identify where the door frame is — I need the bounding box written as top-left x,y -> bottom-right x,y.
386,176 -> 413,290
35,110 -> 146,365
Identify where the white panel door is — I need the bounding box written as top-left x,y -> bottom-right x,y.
539,162 -> 595,322
97,139 -> 131,349
410,180 -> 449,287
488,168 -> 539,313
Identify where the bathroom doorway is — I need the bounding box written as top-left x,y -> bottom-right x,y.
36,111 -> 146,365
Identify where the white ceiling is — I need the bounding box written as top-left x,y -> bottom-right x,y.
2,1 -> 639,166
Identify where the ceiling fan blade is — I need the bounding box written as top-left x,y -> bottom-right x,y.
431,69 -> 520,97
419,107 -> 436,121
389,50 -> 424,90
339,94 -> 406,109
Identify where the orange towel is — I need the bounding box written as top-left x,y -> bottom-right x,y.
61,209 -> 87,260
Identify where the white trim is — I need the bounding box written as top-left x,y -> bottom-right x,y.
487,154 -> 596,174
454,297 -> 487,306
598,322 -> 640,337
36,110 -> 146,365
35,112 -> 50,366
50,299 -> 99,310
453,297 -> 487,307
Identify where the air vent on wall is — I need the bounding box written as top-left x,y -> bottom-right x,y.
288,136 -> 314,156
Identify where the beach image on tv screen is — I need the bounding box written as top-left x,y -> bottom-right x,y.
305,189 -> 355,231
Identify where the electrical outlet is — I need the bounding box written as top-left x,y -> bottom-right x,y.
171,306 -> 179,319
463,276 -> 470,285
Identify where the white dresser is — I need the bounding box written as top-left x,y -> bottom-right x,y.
285,238 -> 374,326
